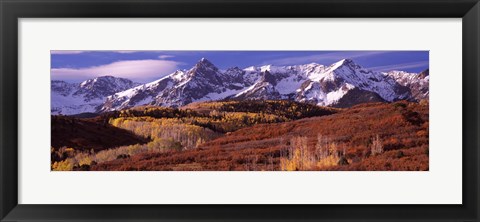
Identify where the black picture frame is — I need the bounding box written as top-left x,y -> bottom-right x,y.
1,0 -> 479,221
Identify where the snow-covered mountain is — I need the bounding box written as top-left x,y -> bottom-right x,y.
99,58 -> 429,112
52,58 -> 429,115
51,76 -> 139,115
295,59 -> 414,107
384,69 -> 429,101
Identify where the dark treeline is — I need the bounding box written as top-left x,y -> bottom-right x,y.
217,100 -> 337,120
99,107 -> 207,121
100,100 -> 337,121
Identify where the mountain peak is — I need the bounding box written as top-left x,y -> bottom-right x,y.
339,58 -> 356,66
197,57 -> 215,66
305,62 -> 320,67
184,58 -> 222,83
329,58 -> 362,71
260,64 -> 273,72
191,57 -> 217,72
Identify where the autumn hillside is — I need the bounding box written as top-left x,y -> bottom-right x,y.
51,100 -> 337,170
50,115 -> 150,168
51,115 -> 149,151
90,100 -> 429,171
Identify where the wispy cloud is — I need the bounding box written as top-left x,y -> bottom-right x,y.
261,51 -> 390,66
367,61 -> 429,72
158,55 -> 175,59
51,59 -> 181,83
51,50 -> 86,55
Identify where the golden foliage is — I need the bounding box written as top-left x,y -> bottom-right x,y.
280,135 -> 341,171
110,117 -> 220,149
51,138 -> 183,171
51,158 -> 75,171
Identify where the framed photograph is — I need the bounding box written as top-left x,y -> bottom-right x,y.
1,0 -> 479,221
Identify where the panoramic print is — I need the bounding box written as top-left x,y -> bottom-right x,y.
51,51 -> 429,171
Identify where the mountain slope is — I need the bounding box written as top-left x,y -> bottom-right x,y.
51,76 -> 139,115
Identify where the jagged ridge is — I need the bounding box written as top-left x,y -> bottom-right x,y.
51,76 -> 139,115
52,58 -> 429,115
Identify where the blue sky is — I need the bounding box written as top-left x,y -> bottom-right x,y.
51,51 -> 429,83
